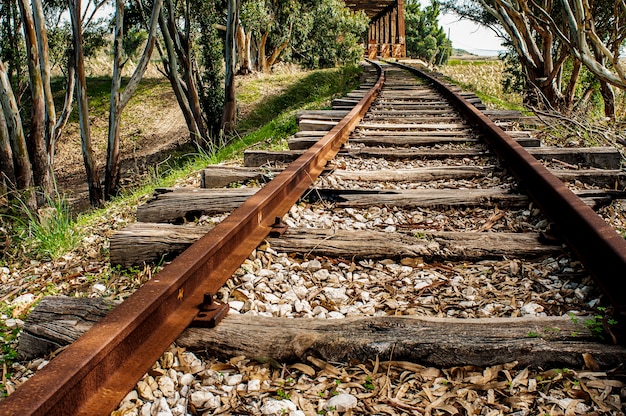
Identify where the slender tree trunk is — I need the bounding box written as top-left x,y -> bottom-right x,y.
52,53 -> 75,145
168,8 -> 207,142
236,25 -> 251,75
258,31 -> 269,72
31,0 -> 56,164
0,104 -> 16,192
564,59 -> 581,110
70,0 -> 102,207
158,6 -> 202,145
0,60 -> 34,205
17,0 -> 52,199
105,0 -> 163,199
105,0 -> 123,199
599,79 -> 615,120
222,0 -> 239,132
266,39 -> 289,69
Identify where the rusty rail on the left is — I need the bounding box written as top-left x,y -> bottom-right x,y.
0,61 -> 384,416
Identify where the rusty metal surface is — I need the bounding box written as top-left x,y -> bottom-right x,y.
395,62 -> 626,317
0,62 -> 384,416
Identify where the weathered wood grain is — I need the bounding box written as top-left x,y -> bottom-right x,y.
18,296 -> 118,360
136,188 -> 257,223
200,166 -> 281,188
179,315 -> 626,368
135,187 -> 529,223
109,226 -> 562,266
21,297 -> 626,369
110,223 -> 213,266
244,146 -> 621,168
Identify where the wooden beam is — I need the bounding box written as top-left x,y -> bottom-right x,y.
21,297 -> 626,369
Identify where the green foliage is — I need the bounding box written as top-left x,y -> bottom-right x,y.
3,193 -> 82,261
584,307 -> 618,341
405,0 -> 451,65
196,1 -> 225,137
276,388 -> 290,400
291,0 -> 369,69
237,65 -> 362,132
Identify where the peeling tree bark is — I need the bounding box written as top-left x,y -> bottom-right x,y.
0,60 -> 33,195
70,0 -> 102,207
105,0 -> 162,199
17,0 -> 52,199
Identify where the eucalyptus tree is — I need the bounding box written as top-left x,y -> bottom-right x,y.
105,0 -> 162,198
0,0 -> 110,206
222,0 -> 240,132
441,0 -> 626,117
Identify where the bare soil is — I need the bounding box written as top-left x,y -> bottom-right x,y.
54,77 -> 188,211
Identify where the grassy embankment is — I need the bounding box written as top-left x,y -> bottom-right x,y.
440,58 -> 526,112
6,64 -> 363,262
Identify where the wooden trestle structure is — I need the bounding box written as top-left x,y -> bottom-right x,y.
346,0 -> 406,58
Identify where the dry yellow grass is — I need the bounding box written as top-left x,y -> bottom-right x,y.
439,58 -> 523,109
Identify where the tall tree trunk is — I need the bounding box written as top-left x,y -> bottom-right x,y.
0,60 -> 34,206
258,31 -> 269,72
168,6 -> 207,142
158,6 -> 202,145
52,53 -> 75,145
105,0 -> 123,199
599,79 -> 615,120
222,0 -> 239,132
17,0 -> 52,200
70,0 -> 102,207
564,59 -> 582,110
0,103 -> 16,192
31,0 -> 56,164
105,0 -> 163,199
236,25 -> 251,75
266,39 -> 289,69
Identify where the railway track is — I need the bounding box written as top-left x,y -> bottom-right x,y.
3,61 -> 626,415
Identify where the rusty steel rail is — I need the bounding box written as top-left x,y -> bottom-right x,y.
394,62 -> 626,317
0,62 -> 384,416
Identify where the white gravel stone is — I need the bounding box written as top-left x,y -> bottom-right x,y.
151,397 -> 173,416
226,374 -> 243,386
324,393 -> 358,412
12,293 -> 34,305
137,380 -> 155,401
92,283 -> 107,293
248,379 -> 261,391
157,376 -> 176,397
229,300 -> 245,311
520,302 -> 544,316
261,399 -> 298,415
178,373 -> 194,387
304,259 -> 322,271
190,390 -> 215,408
323,287 -> 348,303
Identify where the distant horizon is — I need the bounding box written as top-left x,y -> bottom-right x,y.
439,13 -> 506,57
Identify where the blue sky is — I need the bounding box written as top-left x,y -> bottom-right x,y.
439,13 -> 506,56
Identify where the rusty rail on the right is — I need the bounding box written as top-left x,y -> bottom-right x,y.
396,62 -> 626,318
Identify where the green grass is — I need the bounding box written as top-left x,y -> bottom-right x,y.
3,193 -> 83,261
237,65 -> 362,132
